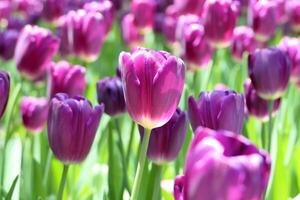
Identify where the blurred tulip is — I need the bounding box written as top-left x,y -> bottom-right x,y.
161,5 -> 180,44
155,0 -> 173,12
248,47 -> 291,100
131,0 -> 156,30
188,90 -> 244,133
274,0 -> 287,24
6,17 -> 26,31
58,9 -> 106,62
0,30 -> 19,60
278,37 -> 300,85
14,25 -> 60,80
0,70 -> 10,119
48,93 -> 104,163
173,0 -> 205,15
203,0 -> 238,48
48,61 -> 86,98
20,96 -> 49,132
249,0 -> 278,42
42,0 -> 65,23
286,0 -> 300,32
121,13 -> 144,48
14,0 -> 43,23
139,108 -> 187,164
231,26 -> 256,61
0,1 -> 12,20
119,47 -> 185,129
244,79 -> 280,121
96,77 -> 126,116
174,127 -> 271,200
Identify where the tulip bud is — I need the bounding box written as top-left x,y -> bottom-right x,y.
249,0 -> 278,42
139,109 -> 187,164
188,90 -> 245,133
96,77 -> 126,116
14,25 -> 60,80
173,0 -> 205,15
278,37 -> 300,85
121,13 -> 144,48
131,0 -> 156,30
244,79 -> 280,121
286,0 -> 300,32
47,93 -> 104,163
58,9 -> 106,62
119,47 -> 185,129
203,0 -> 238,48
48,61 -> 86,98
181,23 -> 213,70
248,47 -> 291,100
176,127 -> 271,200
0,70 -> 10,119
20,96 -> 49,132
0,30 -> 19,60
42,0 -> 65,23
231,26 -> 256,62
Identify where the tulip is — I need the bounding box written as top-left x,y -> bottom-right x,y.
174,127 -> 271,200
155,0 -> 173,12
286,0 -> 300,32
278,37 -> 300,85
173,0 -> 205,15
0,70 -> 10,119
203,0 -> 238,48
231,26 -> 256,62
6,17 -> 26,31
0,30 -> 19,60
248,47 -> 291,100
188,90 -> 245,133
131,0 -> 156,30
161,5 -> 180,44
174,175 -> 184,200
42,0 -> 65,23
14,25 -> 60,80
20,96 -> 49,132
0,1 -> 12,20
47,93 -> 104,163
274,0 -> 287,24
48,61 -> 86,98
249,0 -> 278,42
139,108 -> 187,164
96,77 -> 126,116
120,13 -> 144,48
119,47 -> 185,129
57,9 -> 106,62
244,79 -> 280,121
181,22 -> 213,70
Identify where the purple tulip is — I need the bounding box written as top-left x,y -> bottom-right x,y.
0,1 -> 12,20
278,37 -> 300,85
161,5 -> 180,44
48,93 -> 104,163
0,70 -> 10,119
248,47 -> 291,100
121,13 -> 144,48
244,79 -> 281,121
96,77 -> 126,116
119,47 -> 185,129
174,175 -> 184,200
274,0 -> 287,24
203,0 -> 238,48
6,17 -> 26,31
173,0 -> 205,15
42,0 -> 65,23
58,9 -> 106,62
14,0 -> 44,23
131,0 -> 156,30
14,25 -> 60,81
20,96 -> 49,132
0,30 -> 19,60
231,26 -> 256,62
286,0 -> 300,32
48,61 -> 86,98
181,22 -> 213,70
249,0 -> 278,42
174,127 -> 271,200
188,90 -> 245,133
155,0 -> 173,12
139,108 -> 187,164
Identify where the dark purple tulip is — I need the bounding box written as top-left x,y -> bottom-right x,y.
0,70 -> 10,119
119,47 -> 185,129
244,79 -> 280,121
181,22 -> 213,70
174,127 -> 271,200
173,0 -> 205,15
203,0 -> 238,48
139,108 -> 187,164
248,47 -> 291,100
20,96 -> 49,132
0,30 -> 19,60
155,0 -> 173,12
278,37 -> 300,85
188,90 -> 245,133
121,13 -> 144,48
48,93 -> 104,163
249,0 -> 278,42
131,0 -> 156,30
58,9 -> 106,62
14,25 -> 60,81
42,0 -> 65,23
48,61 -> 86,98
6,17 -> 26,31
286,0 -> 300,32
96,77 -> 126,116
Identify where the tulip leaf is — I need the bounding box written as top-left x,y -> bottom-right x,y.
5,175 -> 19,200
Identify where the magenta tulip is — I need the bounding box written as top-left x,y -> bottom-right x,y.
0,70 -> 10,119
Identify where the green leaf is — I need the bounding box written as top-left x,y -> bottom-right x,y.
5,176 -> 19,200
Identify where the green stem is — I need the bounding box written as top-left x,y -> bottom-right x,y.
130,128 -> 151,200
192,70 -> 199,95
205,50 -> 218,90
151,164 -> 162,200
261,122 -> 266,149
43,151 -> 52,188
57,165 -> 69,200
126,121 -> 136,164
267,101 -> 274,152
107,122 -> 115,200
